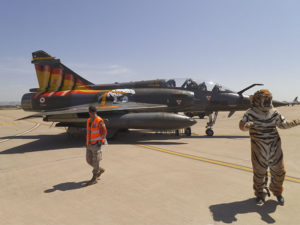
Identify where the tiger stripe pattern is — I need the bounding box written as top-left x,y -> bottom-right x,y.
239,89 -> 300,199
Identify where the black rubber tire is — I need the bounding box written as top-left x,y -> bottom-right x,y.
206,128 -> 214,136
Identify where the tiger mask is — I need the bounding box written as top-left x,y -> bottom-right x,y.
250,89 -> 273,112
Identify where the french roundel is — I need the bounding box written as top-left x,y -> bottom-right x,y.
39,97 -> 46,104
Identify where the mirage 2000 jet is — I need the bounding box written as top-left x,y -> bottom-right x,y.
21,51 -> 294,138
21,51 -> 197,138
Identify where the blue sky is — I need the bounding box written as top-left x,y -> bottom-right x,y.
0,0 -> 300,101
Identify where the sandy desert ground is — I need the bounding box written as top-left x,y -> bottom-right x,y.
0,106 -> 300,225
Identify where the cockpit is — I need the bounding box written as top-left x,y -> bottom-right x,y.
163,78 -> 233,93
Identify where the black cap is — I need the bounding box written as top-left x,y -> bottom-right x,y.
88,105 -> 97,113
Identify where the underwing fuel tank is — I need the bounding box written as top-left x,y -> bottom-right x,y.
105,112 -> 196,129
49,112 -> 197,130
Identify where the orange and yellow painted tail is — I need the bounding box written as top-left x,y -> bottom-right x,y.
31,50 -> 93,93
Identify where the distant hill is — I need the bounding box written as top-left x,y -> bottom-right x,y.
0,101 -> 21,109
0,101 -> 21,106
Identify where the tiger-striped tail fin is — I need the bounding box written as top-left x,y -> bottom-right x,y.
31,50 -> 93,93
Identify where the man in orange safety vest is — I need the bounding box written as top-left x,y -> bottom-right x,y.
85,105 -> 107,186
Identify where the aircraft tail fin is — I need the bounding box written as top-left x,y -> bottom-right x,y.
31,50 -> 94,93
293,97 -> 298,103
291,97 -> 299,106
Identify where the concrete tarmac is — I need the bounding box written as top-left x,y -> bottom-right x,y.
0,107 -> 300,225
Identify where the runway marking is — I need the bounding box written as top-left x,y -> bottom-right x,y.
137,144 -> 300,183
0,123 -> 40,143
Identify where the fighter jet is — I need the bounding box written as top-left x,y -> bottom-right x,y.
21,51 -> 196,138
98,78 -> 291,136
21,50 -> 292,138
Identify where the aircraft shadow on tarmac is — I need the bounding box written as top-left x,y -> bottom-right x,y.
0,132 -> 184,154
0,133 -> 85,154
44,181 -> 89,193
0,131 -> 249,154
110,130 -> 250,145
187,135 -> 249,139
209,198 -> 279,224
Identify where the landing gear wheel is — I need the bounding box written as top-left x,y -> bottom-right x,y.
198,113 -> 205,119
175,129 -> 180,136
185,127 -> 191,136
205,111 -> 218,137
206,128 -> 214,136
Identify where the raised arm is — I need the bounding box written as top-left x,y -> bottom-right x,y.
276,114 -> 300,129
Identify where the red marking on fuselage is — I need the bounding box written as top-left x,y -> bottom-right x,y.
71,90 -> 103,94
34,90 -> 104,101
33,93 -> 42,99
42,92 -> 55,97
54,90 -> 70,96
176,99 -> 182,105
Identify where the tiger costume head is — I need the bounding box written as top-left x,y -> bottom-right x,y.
250,89 -> 273,112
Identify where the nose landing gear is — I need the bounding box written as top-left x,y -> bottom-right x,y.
205,111 -> 218,136
205,128 -> 214,136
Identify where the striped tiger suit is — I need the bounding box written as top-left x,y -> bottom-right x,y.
239,107 -> 300,198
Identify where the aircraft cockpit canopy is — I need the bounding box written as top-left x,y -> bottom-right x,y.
163,78 -> 234,93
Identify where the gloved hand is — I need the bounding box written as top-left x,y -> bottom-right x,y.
245,121 -> 254,129
294,119 -> 300,125
104,139 -> 108,145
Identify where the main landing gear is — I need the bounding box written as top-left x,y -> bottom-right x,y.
205,111 -> 218,136
175,127 -> 192,136
185,127 -> 192,136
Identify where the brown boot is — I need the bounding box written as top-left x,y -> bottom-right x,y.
277,195 -> 284,205
85,175 -> 97,186
96,167 -> 105,178
255,196 -> 265,205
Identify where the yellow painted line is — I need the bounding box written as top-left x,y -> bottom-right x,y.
280,134 -> 300,137
0,123 -> 40,143
137,144 -> 300,183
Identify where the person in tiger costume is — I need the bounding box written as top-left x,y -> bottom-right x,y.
239,89 -> 300,205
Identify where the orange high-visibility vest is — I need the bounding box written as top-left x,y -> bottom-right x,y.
86,116 -> 107,146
